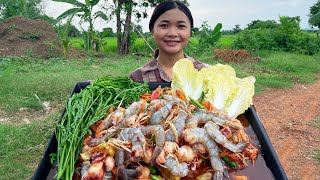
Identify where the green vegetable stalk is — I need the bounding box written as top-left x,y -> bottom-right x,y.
189,96 -> 205,109
222,156 -> 237,168
55,76 -> 149,179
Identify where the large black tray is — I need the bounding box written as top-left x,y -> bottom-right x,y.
33,81 -> 288,180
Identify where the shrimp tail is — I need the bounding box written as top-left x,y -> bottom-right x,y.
116,165 -> 129,180
213,171 -> 223,180
150,146 -> 162,166
126,169 -> 142,179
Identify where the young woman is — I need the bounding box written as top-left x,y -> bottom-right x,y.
129,0 -> 208,82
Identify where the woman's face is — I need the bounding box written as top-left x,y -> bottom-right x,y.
152,8 -> 191,56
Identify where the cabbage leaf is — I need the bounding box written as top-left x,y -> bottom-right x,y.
171,58 -> 206,100
225,76 -> 256,119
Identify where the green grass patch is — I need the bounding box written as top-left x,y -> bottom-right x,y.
312,149 -> 320,162
308,118 -> 320,129
0,116 -> 57,180
0,55 -> 149,112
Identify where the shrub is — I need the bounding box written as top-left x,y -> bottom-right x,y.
234,16 -> 320,55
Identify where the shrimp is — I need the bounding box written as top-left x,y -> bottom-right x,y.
141,125 -> 165,166
96,108 -> 125,136
164,156 -> 189,177
150,103 -> 173,125
82,161 -> 105,180
182,128 -> 225,180
156,141 -> 179,164
149,99 -> 168,110
124,100 -> 149,118
176,145 -> 196,163
204,121 -> 248,153
192,143 -> 207,154
115,148 -> 129,180
163,94 -> 187,107
165,109 -> 188,142
122,114 -> 139,128
118,128 -> 146,158
188,111 -> 243,130
104,156 -> 115,171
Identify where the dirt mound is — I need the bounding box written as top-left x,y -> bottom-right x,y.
0,16 -> 60,59
213,49 -> 260,63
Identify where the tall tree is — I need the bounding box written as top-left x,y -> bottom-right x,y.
105,0 -> 188,55
309,0 -> 320,37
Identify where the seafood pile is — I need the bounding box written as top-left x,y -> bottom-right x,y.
79,87 -> 258,180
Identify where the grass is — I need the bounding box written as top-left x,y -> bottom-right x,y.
0,115 -> 57,179
0,42 -> 320,179
308,118 -> 320,163
0,55 -> 149,112
308,118 -> 320,129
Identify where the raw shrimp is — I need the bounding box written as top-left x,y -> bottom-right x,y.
96,108 -> 125,135
176,145 -> 196,163
122,114 -> 139,128
115,148 -> 128,180
156,141 -> 179,164
150,103 -> 173,125
141,125 -> 165,166
104,156 -> 115,171
204,121 -> 248,153
182,128 -> 225,180
149,99 -> 168,110
124,100 -> 149,118
163,94 -> 187,106
187,111 -> 243,129
192,143 -> 207,154
119,128 -> 146,158
164,156 -> 189,177
165,109 -> 188,142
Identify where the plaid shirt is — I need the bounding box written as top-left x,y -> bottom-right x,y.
129,55 -> 209,82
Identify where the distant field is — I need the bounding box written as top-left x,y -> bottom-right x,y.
70,34 -> 236,54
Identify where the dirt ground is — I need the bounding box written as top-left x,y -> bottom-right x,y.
253,78 -> 320,180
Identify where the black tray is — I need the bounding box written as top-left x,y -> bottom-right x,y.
33,81 -> 288,180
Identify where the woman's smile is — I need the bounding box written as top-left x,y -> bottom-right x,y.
152,8 -> 191,55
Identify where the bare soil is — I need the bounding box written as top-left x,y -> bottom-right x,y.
0,16 -> 86,59
253,79 -> 320,180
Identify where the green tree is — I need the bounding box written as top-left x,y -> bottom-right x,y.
232,24 -> 241,33
0,0 -> 44,20
246,20 -> 279,30
309,0 -> 320,37
101,27 -> 115,37
53,0 -> 108,51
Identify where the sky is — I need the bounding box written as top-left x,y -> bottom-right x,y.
44,0 -> 317,32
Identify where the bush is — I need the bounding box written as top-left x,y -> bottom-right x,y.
234,16 -> 320,55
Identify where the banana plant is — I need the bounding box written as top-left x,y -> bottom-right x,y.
52,0 -> 108,51
197,21 -> 222,52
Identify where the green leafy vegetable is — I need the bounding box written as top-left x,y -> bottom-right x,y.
172,58 -> 206,101
172,59 -> 255,119
225,76 -> 255,119
55,76 -> 149,179
202,64 -> 238,111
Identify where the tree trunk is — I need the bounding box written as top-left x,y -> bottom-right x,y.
116,0 -> 122,53
119,2 -> 132,54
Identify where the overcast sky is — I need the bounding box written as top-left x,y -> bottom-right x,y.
44,0 -> 317,32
